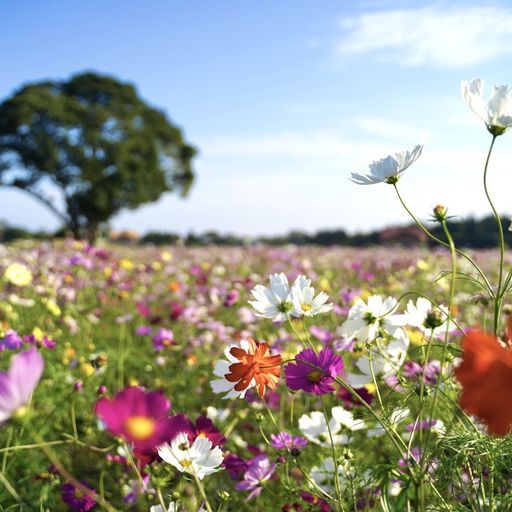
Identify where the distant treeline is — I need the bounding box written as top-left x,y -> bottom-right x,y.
1,216 -> 511,248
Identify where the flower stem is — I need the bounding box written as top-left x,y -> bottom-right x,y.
482,134 -> 504,335
393,184 -> 493,298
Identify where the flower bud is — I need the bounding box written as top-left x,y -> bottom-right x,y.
433,204 -> 447,222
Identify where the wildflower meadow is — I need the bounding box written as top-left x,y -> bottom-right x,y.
3,79 -> 512,512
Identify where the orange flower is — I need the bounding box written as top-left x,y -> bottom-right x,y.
455,330 -> 512,435
225,338 -> 282,398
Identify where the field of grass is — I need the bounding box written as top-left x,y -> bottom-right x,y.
0,240 -> 509,511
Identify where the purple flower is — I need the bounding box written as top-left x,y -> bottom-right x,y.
223,453 -> 248,480
270,432 -> 308,455
135,325 -> 152,336
0,348 -> 44,424
61,481 -> 97,511
151,328 -> 174,351
224,289 -> 240,307
235,455 -> 276,500
0,330 -> 22,351
284,348 -> 343,395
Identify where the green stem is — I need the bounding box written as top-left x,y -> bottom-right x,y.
393,184 -> 493,298
482,134 -> 504,335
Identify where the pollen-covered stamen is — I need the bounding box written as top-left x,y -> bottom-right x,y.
301,303 -> 312,312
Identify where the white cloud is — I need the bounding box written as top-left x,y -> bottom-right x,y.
335,5 -> 512,67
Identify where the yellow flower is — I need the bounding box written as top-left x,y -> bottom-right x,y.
417,259 -> 429,271
43,299 -> 61,316
119,259 -> 134,270
161,251 -> 172,262
4,263 -> 32,286
80,362 -> 95,377
151,262 -> 162,271
32,327 -> 44,341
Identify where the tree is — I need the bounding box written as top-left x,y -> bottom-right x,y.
0,72 -> 196,242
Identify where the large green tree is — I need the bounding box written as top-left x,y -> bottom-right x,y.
0,72 -> 196,242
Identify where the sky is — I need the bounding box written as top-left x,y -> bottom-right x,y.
2,0 -> 512,236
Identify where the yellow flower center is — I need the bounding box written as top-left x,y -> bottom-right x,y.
124,416 -> 156,440
13,406 -> 28,419
179,458 -> 193,469
301,303 -> 312,312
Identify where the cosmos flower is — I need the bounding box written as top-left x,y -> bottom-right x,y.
61,481 -> 97,511
248,273 -> 294,321
285,348 -> 343,395
0,348 -> 44,425
349,145 -> 423,185
291,278 -> 333,317
341,295 -> 406,342
151,328 -> 175,351
180,415 -> 226,447
347,329 -> 410,387
235,454 -> 276,500
270,431 -> 308,454
298,411 -> 348,447
158,432 -> 224,480
331,406 -> 366,431
3,263 -> 33,286
310,457 -> 345,494
454,330 -> 512,435
211,338 -> 281,399
0,330 -> 23,351
94,387 -> 183,460
405,298 -> 454,338
461,78 -> 512,135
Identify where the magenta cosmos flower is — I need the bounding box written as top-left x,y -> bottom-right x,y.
284,348 -> 343,395
0,348 -> 44,424
95,387 -> 182,460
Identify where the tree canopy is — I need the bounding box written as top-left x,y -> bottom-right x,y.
0,72 -> 196,242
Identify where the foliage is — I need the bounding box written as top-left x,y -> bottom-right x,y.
0,72 -> 197,242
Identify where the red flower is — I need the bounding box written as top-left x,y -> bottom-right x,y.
455,330 -> 512,435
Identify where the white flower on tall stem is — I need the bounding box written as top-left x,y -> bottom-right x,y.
158,432 -> 223,480
405,297 -> 454,338
310,457 -> 345,494
298,411 -> 349,447
349,145 -> 423,185
461,78 -> 512,135
347,329 -> 410,387
291,277 -> 333,317
340,295 -> 406,342
248,273 -> 293,321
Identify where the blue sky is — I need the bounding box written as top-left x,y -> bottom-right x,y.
2,0 -> 512,236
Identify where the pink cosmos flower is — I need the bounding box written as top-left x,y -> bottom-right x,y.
0,348 -> 44,424
94,387 -> 183,462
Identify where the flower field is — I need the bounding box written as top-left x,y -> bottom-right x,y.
0,240 -> 509,511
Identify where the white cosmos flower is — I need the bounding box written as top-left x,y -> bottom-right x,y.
340,295 -> 406,342
350,145 -> 423,185
248,272 -> 293,321
331,406 -> 366,431
158,432 -> 224,480
210,339 -> 256,399
291,277 -> 333,317
347,328 -> 410,387
150,502 -> 179,512
298,411 -> 349,446
310,457 -> 345,494
461,78 -> 512,134
405,297 -> 454,338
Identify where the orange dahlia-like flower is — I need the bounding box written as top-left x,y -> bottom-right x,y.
225,338 -> 282,398
455,330 -> 512,435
